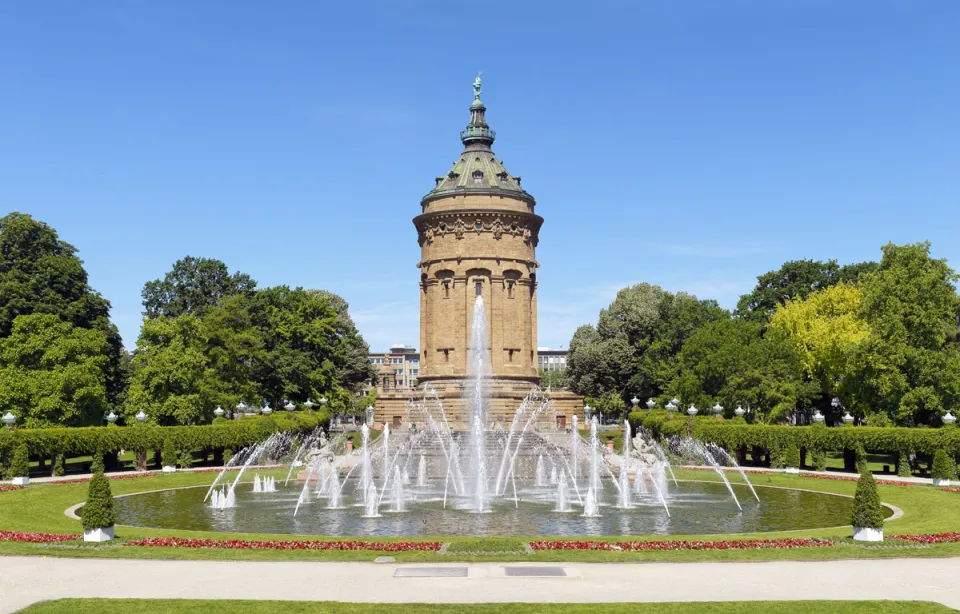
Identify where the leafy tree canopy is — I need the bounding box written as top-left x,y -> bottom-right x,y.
0,212 -> 125,413
770,282 -> 871,391
736,259 -> 878,322
142,256 -> 256,319
0,314 -> 111,427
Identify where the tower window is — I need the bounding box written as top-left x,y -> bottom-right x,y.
475,281 -> 482,296
497,172 -> 508,183
472,170 -> 483,184
475,220 -> 482,230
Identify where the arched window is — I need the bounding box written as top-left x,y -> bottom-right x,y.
472,170 -> 484,184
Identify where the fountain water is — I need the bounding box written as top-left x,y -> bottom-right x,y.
465,296 -> 491,512
417,455 -> 427,487
390,466 -> 406,513
582,487 -> 599,517
327,470 -> 343,509
556,469 -> 571,512
535,455 -> 546,487
363,483 -> 380,518
617,420 -> 632,509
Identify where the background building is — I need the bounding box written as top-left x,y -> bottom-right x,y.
368,345 -> 420,392
537,348 -> 568,372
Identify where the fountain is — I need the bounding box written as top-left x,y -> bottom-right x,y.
184,292 -> 775,537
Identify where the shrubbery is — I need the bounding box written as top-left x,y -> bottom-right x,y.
0,412 -> 326,468
851,470 -> 884,530
81,456 -> 115,531
161,439 -> 178,468
628,411 -> 960,469
811,447 -> 827,471
932,449 -> 958,481
897,451 -> 912,478
784,443 -> 800,468
8,443 -> 29,478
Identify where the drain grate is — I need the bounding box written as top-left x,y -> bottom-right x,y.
504,566 -> 567,577
394,567 -> 468,578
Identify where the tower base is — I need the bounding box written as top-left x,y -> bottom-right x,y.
374,379 -> 583,431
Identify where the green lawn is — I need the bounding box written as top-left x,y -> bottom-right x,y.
2,468 -> 960,562
15,600 -> 955,614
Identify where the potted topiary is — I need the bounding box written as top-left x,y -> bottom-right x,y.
896,450 -> 912,478
9,443 -> 30,485
851,469 -> 884,542
784,443 -> 801,474
931,449 -> 958,487
161,439 -> 178,472
82,456 -> 116,542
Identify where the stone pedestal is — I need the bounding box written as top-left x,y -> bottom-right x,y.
83,526 -> 115,542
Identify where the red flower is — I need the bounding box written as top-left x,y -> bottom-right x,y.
0,485 -> 25,493
0,531 -> 80,543
888,532 -> 960,544
529,537 -> 834,551
123,537 -> 442,552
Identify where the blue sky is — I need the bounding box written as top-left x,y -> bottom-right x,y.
1,1 -> 957,352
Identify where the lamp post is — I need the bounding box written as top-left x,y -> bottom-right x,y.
319,396 -> 328,408
944,411 -> 957,427
712,403 -> 723,417
284,401 -> 296,412
646,398 -> 656,411
687,404 -> 698,417
665,400 -> 677,415
214,405 -> 225,419
236,401 -> 247,417
304,399 -> 315,411
734,405 -> 745,418
106,411 -> 118,425
842,411 -> 854,426
2,411 -> 15,431
631,396 -> 640,409
261,402 -> 272,416
135,410 -> 148,424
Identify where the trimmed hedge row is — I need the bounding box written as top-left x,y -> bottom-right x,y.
628,410 -> 960,458
0,411 -> 328,460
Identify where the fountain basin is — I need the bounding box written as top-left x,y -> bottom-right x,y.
114,480 -> 876,538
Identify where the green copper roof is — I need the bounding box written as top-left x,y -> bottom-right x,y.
424,77 -> 531,203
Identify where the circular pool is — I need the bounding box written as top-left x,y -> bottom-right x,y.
113,480 -> 873,538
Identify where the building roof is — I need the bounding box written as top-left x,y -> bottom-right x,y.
422,76 -> 532,204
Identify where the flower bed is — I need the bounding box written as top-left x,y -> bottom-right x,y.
0,531 -> 80,543
889,533 -> 960,544
0,485 -> 25,493
124,537 -> 442,552
529,537 -> 835,551
800,473 -> 918,487
43,465 -> 285,486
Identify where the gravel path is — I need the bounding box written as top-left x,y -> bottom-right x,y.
2,556 -> 958,613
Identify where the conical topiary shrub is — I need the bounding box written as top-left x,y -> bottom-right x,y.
82,455 -> 115,542
9,443 -> 30,485
931,449 -> 958,487
811,447 -> 827,472
897,451 -> 912,478
851,469 -> 884,542
52,453 -> 65,477
161,439 -> 178,472
854,443 -> 868,474
784,443 -> 801,473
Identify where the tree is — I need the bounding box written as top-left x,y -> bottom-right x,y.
142,256 -> 256,319
0,212 -> 126,411
931,449 -> 958,482
851,470 -> 884,531
0,314 -> 111,427
567,283 -> 724,405
82,459 -> 116,532
307,290 -> 376,391
736,259 -> 878,322
539,367 -> 570,389
7,443 -> 29,479
672,319 -> 807,423
125,315 -> 218,426
769,283 -> 871,394
849,243 -> 960,425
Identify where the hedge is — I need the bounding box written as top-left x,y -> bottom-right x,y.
629,410 -> 960,465
0,411 -> 328,464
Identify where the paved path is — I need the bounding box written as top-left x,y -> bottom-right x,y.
1,556 -> 958,612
